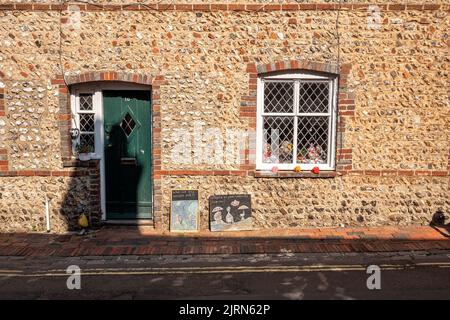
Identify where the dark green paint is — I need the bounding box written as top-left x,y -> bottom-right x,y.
103,90 -> 152,219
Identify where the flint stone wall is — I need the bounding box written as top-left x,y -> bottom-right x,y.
0,3 -> 448,232
0,176 -> 90,232
162,175 -> 449,230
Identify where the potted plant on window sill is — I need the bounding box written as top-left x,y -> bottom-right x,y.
76,143 -> 93,162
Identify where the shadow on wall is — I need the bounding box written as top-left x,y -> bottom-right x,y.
51,173 -> 91,232
59,123 -> 142,232
430,210 -> 450,238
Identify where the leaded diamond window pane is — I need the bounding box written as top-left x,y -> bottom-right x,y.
262,116 -> 294,164
79,113 -> 94,132
297,116 -> 329,164
120,112 -> 136,137
79,94 -> 93,111
264,81 -> 294,113
299,82 -> 329,113
79,133 -> 95,150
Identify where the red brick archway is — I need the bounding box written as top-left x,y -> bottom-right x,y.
53,71 -> 165,229
64,71 -> 154,87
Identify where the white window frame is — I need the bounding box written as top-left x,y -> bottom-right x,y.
72,90 -> 102,158
256,71 -> 338,171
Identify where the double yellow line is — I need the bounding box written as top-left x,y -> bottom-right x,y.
0,262 -> 449,277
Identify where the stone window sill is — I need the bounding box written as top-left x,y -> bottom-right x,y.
254,171 -> 337,178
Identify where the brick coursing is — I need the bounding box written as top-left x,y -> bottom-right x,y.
0,86 -> 5,171
0,170 -> 89,177
0,3 -> 447,12
0,148 -> 8,172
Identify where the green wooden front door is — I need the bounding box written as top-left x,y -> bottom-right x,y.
103,90 -> 152,219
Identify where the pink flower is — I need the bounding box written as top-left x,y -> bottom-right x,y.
271,166 -> 279,173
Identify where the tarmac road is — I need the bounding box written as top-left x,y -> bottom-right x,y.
0,251 -> 449,300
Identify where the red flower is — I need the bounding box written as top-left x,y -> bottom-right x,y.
312,166 -> 320,174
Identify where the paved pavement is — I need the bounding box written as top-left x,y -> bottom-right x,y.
0,225 -> 449,257
0,251 -> 449,299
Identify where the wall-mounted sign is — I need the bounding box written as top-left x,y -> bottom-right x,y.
170,189 -> 199,232
209,194 -> 252,232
